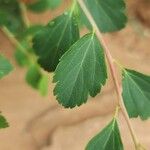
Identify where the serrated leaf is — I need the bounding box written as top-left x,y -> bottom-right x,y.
0,0 -> 25,34
33,11 -> 79,72
0,55 -> 13,79
86,118 -> 124,150
25,65 -> 42,89
122,69 -> 150,120
82,0 -> 127,32
53,33 -> 107,108
27,0 -> 62,12
0,115 -> 9,129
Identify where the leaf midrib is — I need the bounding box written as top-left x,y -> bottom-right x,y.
102,119 -> 116,149
50,13 -> 75,66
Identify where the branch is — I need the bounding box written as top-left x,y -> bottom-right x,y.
77,0 -> 144,149
1,26 -> 36,64
19,1 -> 30,27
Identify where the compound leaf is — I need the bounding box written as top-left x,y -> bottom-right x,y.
86,118 -> 123,150
53,33 -> 107,108
0,55 -> 13,79
122,69 -> 150,120
82,0 -> 127,32
0,115 -> 9,129
33,11 -> 79,72
27,0 -> 62,12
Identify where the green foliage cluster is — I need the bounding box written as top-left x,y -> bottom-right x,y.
0,0 -> 150,149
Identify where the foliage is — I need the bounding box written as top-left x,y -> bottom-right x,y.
25,65 -> 49,95
27,0 -> 62,12
25,65 -> 42,89
0,54 -> 13,128
0,55 -> 13,79
0,115 -> 9,129
0,0 -> 149,149
86,118 -> 123,150
82,0 -> 127,32
122,69 -> 150,120
33,10 -> 79,71
53,33 -> 107,108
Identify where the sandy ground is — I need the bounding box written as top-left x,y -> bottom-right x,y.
0,0 -> 150,150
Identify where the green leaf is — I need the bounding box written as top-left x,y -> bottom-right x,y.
25,65 -> 42,89
82,0 -> 127,32
33,11 -> 79,72
19,25 -> 44,39
0,0 -> 25,34
25,65 -> 48,96
0,55 -> 13,79
14,40 -> 34,67
122,69 -> 150,120
38,75 -> 49,96
27,0 -> 62,12
0,115 -> 9,129
14,49 -> 29,67
53,33 -> 107,108
86,118 -> 123,150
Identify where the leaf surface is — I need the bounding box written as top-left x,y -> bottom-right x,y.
14,50 -> 29,67
38,75 -> 49,96
25,65 -> 42,89
122,69 -> 150,120
27,0 -> 62,12
0,115 -> 9,129
86,118 -> 124,150
25,65 -> 48,96
33,11 -> 79,72
53,33 -> 107,108
0,55 -> 13,79
82,0 -> 127,32
19,25 -> 44,39
14,40 -> 34,67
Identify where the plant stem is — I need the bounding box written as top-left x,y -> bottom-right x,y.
1,26 -> 50,77
19,1 -> 30,27
1,26 -> 36,63
77,0 -> 144,149
114,106 -> 120,119
1,26 -> 28,55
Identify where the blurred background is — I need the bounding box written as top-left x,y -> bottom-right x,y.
0,0 -> 150,149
